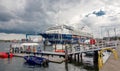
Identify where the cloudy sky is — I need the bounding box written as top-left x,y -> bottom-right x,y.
0,0 -> 120,40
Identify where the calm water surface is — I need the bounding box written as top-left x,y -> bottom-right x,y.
0,42 -> 96,71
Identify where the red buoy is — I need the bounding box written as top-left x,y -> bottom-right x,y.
0,52 -> 13,58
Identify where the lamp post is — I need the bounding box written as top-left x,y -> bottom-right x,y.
107,29 -> 110,41
114,28 -> 117,40
100,26 -> 104,47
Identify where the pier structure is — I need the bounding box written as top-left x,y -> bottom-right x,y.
13,46 -> 118,70
24,28 -> 119,70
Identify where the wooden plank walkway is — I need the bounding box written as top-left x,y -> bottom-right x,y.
100,54 -> 120,71
69,46 -> 116,55
100,45 -> 120,71
16,46 -> 115,56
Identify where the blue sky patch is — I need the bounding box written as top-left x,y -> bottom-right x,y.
93,10 -> 106,16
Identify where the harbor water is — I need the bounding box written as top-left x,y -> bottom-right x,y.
0,42 -> 96,71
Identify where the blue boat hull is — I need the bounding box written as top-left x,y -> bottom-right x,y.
24,56 -> 47,65
38,33 -> 87,44
26,33 -> 89,44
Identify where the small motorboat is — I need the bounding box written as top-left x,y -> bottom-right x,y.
0,52 -> 13,58
24,56 -> 49,66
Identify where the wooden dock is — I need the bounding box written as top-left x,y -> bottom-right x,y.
13,46 -> 118,70
100,54 -> 120,71
100,45 -> 120,71
13,53 -> 65,63
68,47 -> 116,55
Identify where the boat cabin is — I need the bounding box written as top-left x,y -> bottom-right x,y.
10,43 -> 41,53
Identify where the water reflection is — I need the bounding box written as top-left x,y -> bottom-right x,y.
0,57 -> 96,71
0,58 -> 12,64
65,62 -> 68,71
23,62 -> 49,68
68,60 -> 96,71
6,58 -> 12,64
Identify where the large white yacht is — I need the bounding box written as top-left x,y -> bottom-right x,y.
39,25 -> 93,44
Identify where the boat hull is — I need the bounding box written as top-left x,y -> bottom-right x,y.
0,52 -> 13,58
24,56 -> 48,65
38,33 -> 87,44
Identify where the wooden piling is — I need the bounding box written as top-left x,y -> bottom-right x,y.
68,54 -> 72,62
65,45 -> 68,61
54,35 -> 56,51
77,54 -> 80,62
44,40 -> 46,51
74,54 -> 76,61
80,53 -> 83,62
65,61 -> 68,71
70,43 -> 72,52
93,51 -> 99,70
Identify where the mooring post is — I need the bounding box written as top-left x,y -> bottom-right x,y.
55,43 -> 57,51
43,41 -> 45,51
74,54 -> 76,61
80,53 -> 83,62
93,51 -> 99,70
70,43 -> 72,52
65,45 -> 68,61
68,54 -> 72,62
77,54 -> 80,62
65,61 -> 68,71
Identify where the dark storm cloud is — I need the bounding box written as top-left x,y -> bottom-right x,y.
14,0 -> 81,33
0,0 -> 55,34
0,5 -> 15,22
17,0 -> 47,21
0,22 -> 42,34
0,0 -> 83,34
0,11 -> 14,22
